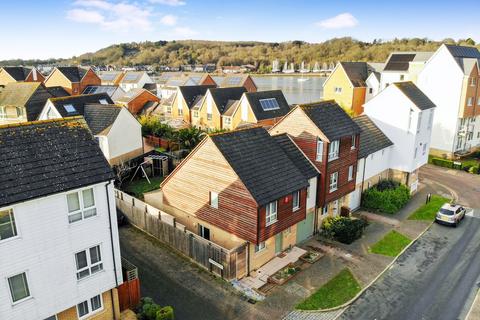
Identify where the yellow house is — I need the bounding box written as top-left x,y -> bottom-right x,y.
323,62 -> 376,116
191,87 -> 246,130
167,85 -> 214,124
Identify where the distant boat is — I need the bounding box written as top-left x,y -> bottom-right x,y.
299,61 -> 310,73
272,59 -> 280,73
313,62 -> 321,73
297,78 -> 309,82
283,61 -> 295,74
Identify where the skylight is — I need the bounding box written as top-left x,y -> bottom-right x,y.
83,86 -> 97,94
259,98 -> 280,111
99,99 -> 108,105
64,104 -> 77,113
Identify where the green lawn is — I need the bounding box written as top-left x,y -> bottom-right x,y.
408,195 -> 450,220
123,176 -> 164,199
296,269 -> 361,310
369,230 -> 411,257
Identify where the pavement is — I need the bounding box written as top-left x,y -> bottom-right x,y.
338,165 -> 480,320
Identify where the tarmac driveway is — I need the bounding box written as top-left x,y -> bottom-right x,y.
339,213 -> 480,320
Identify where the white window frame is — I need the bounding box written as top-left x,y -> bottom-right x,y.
422,143 -> 428,155
7,272 -> 31,304
348,165 -> 354,181
322,205 -> 328,215
209,191 -> 218,209
75,245 -> 103,281
414,147 -> 418,158
99,99 -> 108,105
428,110 -> 434,129
408,109 -> 414,131
207,112 -> 212,120
0,106 -> 6,119
15,106 -> 25,119
416,111 -> 422,133
0,208 -> 18,242
223,116 -> 231,125
265,201 -> 278,226
255,241 -> 266,253
351,135 -> 356,150
334,86 -> 342,94
328,140 -> 340,161
77,294 -> 104,319
316,139 -> 324,161
66,187 -> 97,224
470,77 -> 476,86
329,172 -> 338,193
467,97 -> 473,107
292,191 -> 300,211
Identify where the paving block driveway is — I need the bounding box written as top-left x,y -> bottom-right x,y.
339,165 -> 480,320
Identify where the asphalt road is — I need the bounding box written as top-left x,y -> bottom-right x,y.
339,165 -> 480,320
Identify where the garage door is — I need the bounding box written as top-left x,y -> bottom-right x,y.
296,212 -> 314,243
349,188 -> 361,211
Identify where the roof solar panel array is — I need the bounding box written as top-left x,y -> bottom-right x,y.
446,45 -> 480,58
383,54 -> 416,71
259,98 -> 280,111
123,73 -> 139,81
100,73 -> 118,81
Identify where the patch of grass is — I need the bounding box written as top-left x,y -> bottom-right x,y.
123,176 -> 163,199
408,195 -> 450,220
369,230 -> 411,257
296,268 -> 361,310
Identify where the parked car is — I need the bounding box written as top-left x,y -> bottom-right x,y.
435,203 -> 466,227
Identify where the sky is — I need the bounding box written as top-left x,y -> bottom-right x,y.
1,0 -> 479,60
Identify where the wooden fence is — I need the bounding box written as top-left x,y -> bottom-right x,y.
118,258 -> 141,311
115,189 -> 247,280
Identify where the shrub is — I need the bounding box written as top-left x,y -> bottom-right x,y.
362,181 -> 410,214
137,297 -> 174,320
430,157 -> 454,168
469,165 -> 479,174
376,179 -> 400,191
321,216 -> 368,244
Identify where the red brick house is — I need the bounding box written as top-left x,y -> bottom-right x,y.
115,88 -> 160,115
270,100 -> 361,221
44,66 -> 101,95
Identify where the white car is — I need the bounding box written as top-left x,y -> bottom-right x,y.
435,203 -> 466,227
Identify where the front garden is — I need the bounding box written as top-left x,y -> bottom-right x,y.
369,230 -> 411,257
296,268 -> 361,310
408,195 -> 450,220
362,180 -> 411,214
428,152 -> 480,174
321,216 -> 368,244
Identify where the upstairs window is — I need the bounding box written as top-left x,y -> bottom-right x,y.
75,245 -> 103,280
209,191 -> 218,209
265,201 -> 278,226
223,117 -> 231,125
316,139 -> 324,161
351,135 -> 356,150
15,107 -> 25,118
334,87 -> 342,93
470,78 -> 476,86
8,272 -> 30,303
0,209 -> 17,241
329,172 -> 338,192
348,165 -> 354,181
467,97 -> 473,107
67,188 -> 96,223
328,140 -> 340,161
292,191 -> 300,211
400,74 -> 405,81
416,112 -> 422,133
428,110 -> 434,129
207,113 -> 212,120
193,111 -> 199,118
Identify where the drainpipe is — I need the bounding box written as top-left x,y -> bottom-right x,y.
105,180 -> 119,319
360,157 -> 367,202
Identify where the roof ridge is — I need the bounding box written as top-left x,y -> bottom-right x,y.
209,125 -> 262,137
298,100 -> 336,109
49,93 -> 106,102
0,116 -> 84,129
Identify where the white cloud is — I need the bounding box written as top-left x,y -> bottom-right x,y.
160,14 -> 177,26
67,0 -> 153,32
316,13 -> 358,29
149,0 -> 186,6
174,26 -> 198,37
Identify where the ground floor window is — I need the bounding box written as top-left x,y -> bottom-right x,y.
8,272 -> 30,303
255,241 -> 266,253
199,224 -> 210,240
77,294 -> 103,319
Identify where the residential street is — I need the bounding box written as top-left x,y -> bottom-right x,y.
339,165 -> 480,320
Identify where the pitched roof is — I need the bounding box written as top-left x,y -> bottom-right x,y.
393,82 -> 436,110
46,86 -> 70,98
209,87 -> 247,114
444,45 -> 480,75
83,104 -> 122,135
179,85 -> 216,109
272,134 -> 318,179
210,127 -> 309,206
244,90 -> 291,121
220,74 -> 254,88
55,67 -> 89,82
49,93 -> 114,117
120,71 -> 146,83
0,82 -> 53,121
353,115 -> 393,158
383,52 -> 434,72
339,62 -> 370,87
299,100 -> 361,141
99,71 -> 123,82
1,67 -> 32,81
0,117 -> 114,208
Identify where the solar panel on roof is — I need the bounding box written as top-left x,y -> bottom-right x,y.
64,104 -> 77,114
83,86 -> 96,94
166,79 -> 186,86
227,77 -> 242,85
447,46 -> 480,58
123,73 -> 139,81
259,98 -> 280,111
101,73 -> 117,81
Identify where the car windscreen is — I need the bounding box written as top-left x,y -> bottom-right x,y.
440,208 -> 455,216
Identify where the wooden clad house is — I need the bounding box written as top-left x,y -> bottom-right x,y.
270,100 -> 361,222
220,74 -> 257,93
0,67 -> 45,86
322,62 -> 379,115
191,87 -> 246,130
157,127 -> 318,272
44,66 -> 101,95
115,88 -> 160,115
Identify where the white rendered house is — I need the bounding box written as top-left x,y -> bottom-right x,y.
0,118 -> 123,320
417,44 -> 480,158
119,71 -> 153,92
380,52 -> 433,90
363,81 -> 436,192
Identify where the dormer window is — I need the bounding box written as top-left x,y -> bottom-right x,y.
328,140 -> 339,161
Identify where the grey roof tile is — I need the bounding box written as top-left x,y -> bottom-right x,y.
354,115 -> 393,158
394,82 -> 436,110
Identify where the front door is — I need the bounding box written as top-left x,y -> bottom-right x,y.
296,212 -> 314,243
275,232 -> 283,254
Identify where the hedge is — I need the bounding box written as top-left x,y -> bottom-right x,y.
362,180 -> 411,214
430,157 -> 454,168
137,297 -> 174,320
321,216 -> 368,244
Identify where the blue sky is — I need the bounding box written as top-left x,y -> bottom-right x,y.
1,0 -> 479,60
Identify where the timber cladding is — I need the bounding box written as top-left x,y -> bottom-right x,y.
161,138 -> 259,243
258,188 -> 307,242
